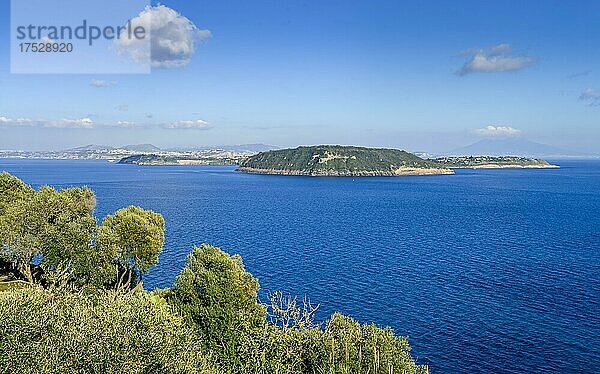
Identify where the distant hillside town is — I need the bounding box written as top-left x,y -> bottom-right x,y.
0,144 -> 277,162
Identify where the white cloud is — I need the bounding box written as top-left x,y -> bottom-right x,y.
115,104 -> 129,112
475,125 -> 521,137
90,79 -> 117,88
116,121 -> 136,127
46,118 -> 94,128
568,70 -> 591,79
579,88 -> 600,106
115,5 -> 211,68
0,116 -> 94,129
458,44 -> 535,76
163,119 -> 211,129
489,43 -> 512,56
0,114 -> 214,130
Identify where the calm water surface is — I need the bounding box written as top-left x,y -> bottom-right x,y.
1,159 -> 599,373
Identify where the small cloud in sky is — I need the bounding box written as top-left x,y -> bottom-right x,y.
50,118 -> 94,128
579,88 -> 600,106
458,44 -> 535,76
115,5 -> 211,68
116,121 -> 136,128
475,125 -> 521,137
90,79 -> 117,88
163,119 -> 211,129
568,70 -> 591,79
115,104 -> 129,112
0,116 -> 94,129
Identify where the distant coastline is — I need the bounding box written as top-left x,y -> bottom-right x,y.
433,156 -> 559,169
237,166 -> 455,177
452,164 -> 559,169
0,144 -> 562,173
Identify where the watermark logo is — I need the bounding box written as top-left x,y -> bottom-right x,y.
11,0 -> 151,74
15,20 -> 147,46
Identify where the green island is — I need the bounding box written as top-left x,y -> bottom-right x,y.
118,154 -> 242,166
237,145 -> 454,176
0,172 -> 428,374
432,156 -> 559,169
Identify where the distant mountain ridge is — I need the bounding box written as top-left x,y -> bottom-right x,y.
64,144 -> 160,153
63,143 -> 277,154
447,138 -> 588,158
121,144 -> 162,152
66,144 -> 115,152
168,144 -> 277,153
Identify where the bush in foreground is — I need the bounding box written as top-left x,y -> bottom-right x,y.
0,286 -> 216,374
0,172 -> 428,374
169,244 -> 427,374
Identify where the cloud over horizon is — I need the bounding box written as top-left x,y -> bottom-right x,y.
115,5 -> 211,68
458,44 -> 535,76
163,119 -> 212,129
1,114 -> 213,131
475,125 -> 522,137
0,116 -> 94,129
579,88 -> 600,106
90,80 -> 117,88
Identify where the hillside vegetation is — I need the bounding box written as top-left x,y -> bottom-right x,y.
433,156 -> 558,168
238,145 -> 453,176
0,172 -> 428,374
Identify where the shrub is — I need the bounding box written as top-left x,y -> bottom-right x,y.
0,286 -> 217,374
169,244 -> 267,368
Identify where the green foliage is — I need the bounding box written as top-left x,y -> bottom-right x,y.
0,177 -> 111,285
317,313 -> 427,374
0,173 -> 428,374
0,173 -> 165,288
239,145 -> 444,176
36,186 -> 114,286
0,172 -> 34,215
0,187 -> 46,281
223,314 -> 428,374
118,154 -> 180,165
169,245 -> 427,374
98,206 -> 165,285
170,244 -> 267,366
433,155 -> 553,167
0,286 -> 217,374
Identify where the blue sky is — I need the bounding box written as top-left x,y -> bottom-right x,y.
0,0 -> 599,152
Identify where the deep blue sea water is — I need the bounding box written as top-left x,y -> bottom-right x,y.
1,159 -> 599,373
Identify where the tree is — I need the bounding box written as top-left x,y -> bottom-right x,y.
170,244 -> 266,365
0,194 -> 44,282
0,177 -> 104,284
97,206 -> 165,287
0,172 -> 34,215
36,186 -> 115,287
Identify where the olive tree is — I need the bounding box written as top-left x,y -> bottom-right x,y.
170,244 -> 267,366
97,206 -> 165,287
0,172 -> 34,214
36,186 -> 115,287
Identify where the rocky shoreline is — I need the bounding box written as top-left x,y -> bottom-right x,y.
236,166 -> 454,177
452,164 -> 560,169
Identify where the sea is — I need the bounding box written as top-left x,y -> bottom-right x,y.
1,158 -> 599,373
